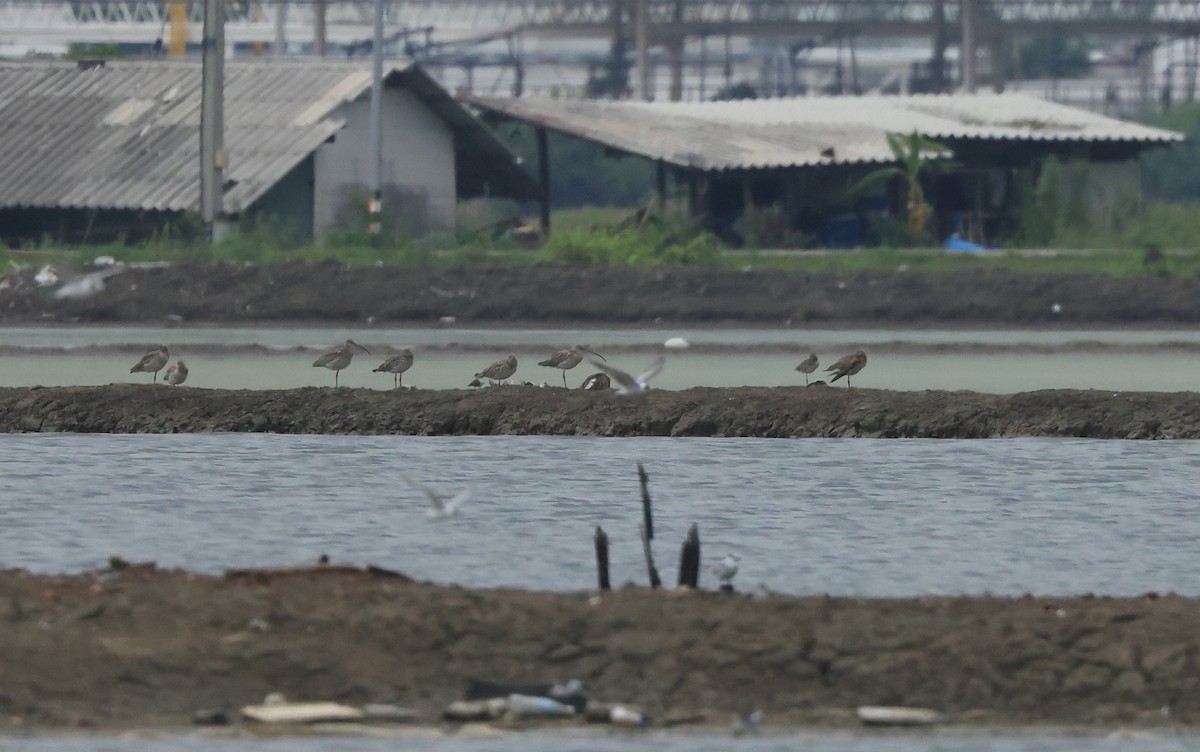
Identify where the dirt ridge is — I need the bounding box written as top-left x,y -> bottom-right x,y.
0,384 -> 1194,438
1,566 -> 1194,731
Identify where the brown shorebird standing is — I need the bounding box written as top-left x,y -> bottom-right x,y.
795,353 -> 818,385
538,345 -> 605,388
130,345 -> 169,383
164,360 -> 188,386
373,348 -> 414,389
826,350 -> 867,388
476,354 -> 517,386
313,339 -> 371,387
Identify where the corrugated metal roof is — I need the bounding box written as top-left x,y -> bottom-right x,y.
466,92 -> 1183,172
0,60 -> 539,213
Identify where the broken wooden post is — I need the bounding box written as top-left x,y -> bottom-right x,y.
641,522 -> 662,589
637,462 -> 654,540
594,526 -> 611,591
636,463 -> 661,588
677,523 -> 700,588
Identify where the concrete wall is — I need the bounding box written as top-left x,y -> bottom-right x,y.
313,86 -> 457,241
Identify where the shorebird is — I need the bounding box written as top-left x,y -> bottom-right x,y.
795,353 -> 818,385
538,345 -> 605,388
476,354 -> 517,386
404,475 -> 473,520
373,348 -> 414,389
312,339 -> 370,387
164,360 -> 188,386
130,345 -> 169,383
713,553 -> 740,587
585,355 -> 664,397
826,349 -> 867,388
580,372 -> 611,391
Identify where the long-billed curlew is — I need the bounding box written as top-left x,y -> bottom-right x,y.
826,349 -> 867,388
538,345 -> 605,388
130,345 -> 169,383
795,353 -> 818,385
164,360 -> 188,386
475,354 -> 517,385
585,355 -> 665,397
313,339 -> 370,387
373,348 -> 414,389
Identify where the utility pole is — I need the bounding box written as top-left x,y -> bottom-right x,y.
961,0 -> 977,92
635,0 -> 650,100
314,0 -> 326,56
274,0 -> 286,57
367,0 -> 384,237
200,0 -> 225,241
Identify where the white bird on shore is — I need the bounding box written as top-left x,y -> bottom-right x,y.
731,709 -> 764,737
664,337 -> 690,350
164,360 -> 188,386
713,553 -> 740,587
585,355 -> 665,397
404,476 -> 473,520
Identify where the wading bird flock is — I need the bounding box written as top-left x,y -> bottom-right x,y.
126,342 -> 869,391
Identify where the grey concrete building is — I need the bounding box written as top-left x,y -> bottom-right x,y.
0,59 -> 538,244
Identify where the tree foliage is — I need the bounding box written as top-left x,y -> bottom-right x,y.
1017,28 -> 1092,79
1137,103 -> 1200,202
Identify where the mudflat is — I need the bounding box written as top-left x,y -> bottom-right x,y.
0,565 -> 1190,732
0,384 -> 1194,438
8,261 -> 1200,325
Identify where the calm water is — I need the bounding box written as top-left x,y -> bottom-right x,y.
2,435 -> 1195,597
2,325 -> 1200,392
6,730 -> 1200,752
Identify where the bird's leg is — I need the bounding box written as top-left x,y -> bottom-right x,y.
335,370 -> 339,388
804,373 -> 809,385
398,373 -> 403,389
561,371 -> 567,388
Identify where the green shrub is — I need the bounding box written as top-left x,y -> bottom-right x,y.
538,216 -> 723,267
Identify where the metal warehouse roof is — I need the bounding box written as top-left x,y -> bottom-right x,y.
0,60 -> 539,213
466,92 -> 1182,172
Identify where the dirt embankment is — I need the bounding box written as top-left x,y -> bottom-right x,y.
9,261 -> 1200,325
0,565 -> 1193,732
0,384 -> 1196,438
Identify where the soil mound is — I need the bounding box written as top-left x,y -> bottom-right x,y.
0,566 -> 1193,732
0,384 -> 1195,438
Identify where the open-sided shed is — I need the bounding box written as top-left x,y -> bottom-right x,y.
465,92 -> 1181,246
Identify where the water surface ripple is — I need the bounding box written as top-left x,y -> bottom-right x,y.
1,435 -> 1194,597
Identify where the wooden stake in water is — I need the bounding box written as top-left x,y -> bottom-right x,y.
636,463 -> 661,588
641,522 -> 661,589
594,526 -> 611,591
637,462 -> 654,540
677,523 -> 700,588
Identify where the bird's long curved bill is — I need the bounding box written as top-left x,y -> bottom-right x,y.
354,343 -> 372,355
580,346 -> 607,363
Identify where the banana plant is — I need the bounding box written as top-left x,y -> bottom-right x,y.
847,131 -> 955,237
